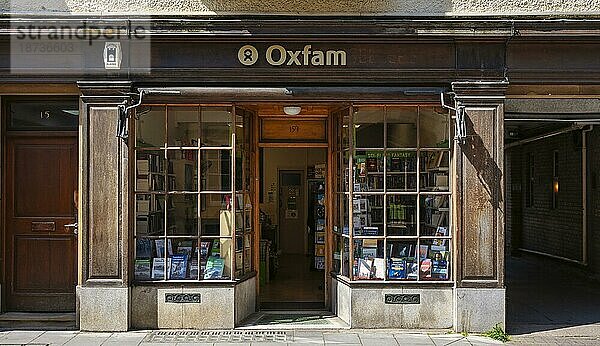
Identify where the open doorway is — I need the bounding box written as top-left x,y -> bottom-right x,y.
259,147 -> 327,310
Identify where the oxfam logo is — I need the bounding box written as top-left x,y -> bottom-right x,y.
237,44 -> 347,67
238,45 -> 258,66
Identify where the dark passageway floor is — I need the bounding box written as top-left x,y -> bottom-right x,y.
507,253 -> 600,337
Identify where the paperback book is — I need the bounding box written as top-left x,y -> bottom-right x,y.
136,238 -> 153,259
170,254 -> 189,280
152,257 -> 171,280
204,256 -> 225,279
134,259 -> 152,280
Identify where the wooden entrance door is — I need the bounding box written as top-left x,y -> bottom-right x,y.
5,135 -> 78,312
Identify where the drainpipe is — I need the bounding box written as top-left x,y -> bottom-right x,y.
582,125 -> 594,265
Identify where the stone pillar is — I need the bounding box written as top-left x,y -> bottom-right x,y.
77,81 -> 132,331
452,81 -> 508,333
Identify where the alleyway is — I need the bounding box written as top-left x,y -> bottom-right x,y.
507,254 -> 600,344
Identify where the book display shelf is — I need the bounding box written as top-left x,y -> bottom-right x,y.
332,105 -> 452,283
133,105 -> 255,282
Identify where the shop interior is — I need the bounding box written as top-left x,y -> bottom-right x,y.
258,147 -> 327,310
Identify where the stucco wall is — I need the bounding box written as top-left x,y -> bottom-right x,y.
3,0 -> 600,15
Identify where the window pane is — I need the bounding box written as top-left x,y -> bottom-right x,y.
420,195 -> 450,236
353,150 -> 383,192
9,99 -> 78,130
420,151 -> 450,191
134,238 -> 155,280
354,107 -> 384,148
333,233 -> 342,274
387,240 -> 418,281
386,195 -> 417,236
386,151 -> 417,191
168,239 -> 199,280
353,239 -> 385,280
235,111 -> 246,149
343,151 -> 350,192
419,239 -> 450,281
201,107 -> 231,147
136,106 -> 165,148
342,237 -> 350,277
420,106 -> 449,148
201,150 -> 232,191
136,150 -> 165,192
342,195 -> 350,236
235,150 -> 245,191
387,107 -> 417,148
201,238 -> 232,280
167,106 -> 199,147
352,194 -> 383,236
167,194 -> 198,236
136,194 -> 165,236
342,112 -> 350,149
167,150 -> 198,192
201,195 -> 231,236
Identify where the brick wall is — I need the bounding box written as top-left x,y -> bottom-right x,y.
588,128 -> 600,274
506,131 -> 584,262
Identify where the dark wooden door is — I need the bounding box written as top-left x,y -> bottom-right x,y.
5,135 -> 77,312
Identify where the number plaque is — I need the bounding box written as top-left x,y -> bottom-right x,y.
260,118 -> 326,142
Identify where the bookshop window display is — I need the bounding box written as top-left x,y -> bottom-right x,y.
333,105 -> 451,282
133,105 -> 254,282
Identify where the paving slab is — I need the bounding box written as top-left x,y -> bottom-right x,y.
0,330 -> 45,344
428,334 -> 468,346
467,335 -> 503,345
322,332 -> 361,344
394,333 -> 434,346
62,332 -> 112,346
103,331 -> 146,345
28,331 -> 79,345
292,331 -> 324,344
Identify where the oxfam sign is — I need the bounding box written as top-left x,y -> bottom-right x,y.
238,44 -> 347,67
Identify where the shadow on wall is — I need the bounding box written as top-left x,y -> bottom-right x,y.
461,114 -> 503,211
1,0 -> 453,15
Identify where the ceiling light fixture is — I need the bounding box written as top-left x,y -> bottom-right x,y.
283,106 -> 302,116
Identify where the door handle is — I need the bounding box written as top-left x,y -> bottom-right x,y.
64,222 -> 78,236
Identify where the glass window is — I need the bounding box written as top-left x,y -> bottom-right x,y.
419,106 -> 450,148
201,107 -> 232,147
136,106 -> 165,148
134,105 -> 254,282
337,105 -> 452,282
8,99 -> 79,130
387,107 -> 417,148
167,106 -> 199,147
354,107 -> 384,148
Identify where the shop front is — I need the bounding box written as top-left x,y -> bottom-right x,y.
73,34 -> 508,329
0,17 -> 537,333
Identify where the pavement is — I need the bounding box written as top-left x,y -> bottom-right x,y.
0,329 -> 503,345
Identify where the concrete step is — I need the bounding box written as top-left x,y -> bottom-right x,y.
0,312 -> 76,330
